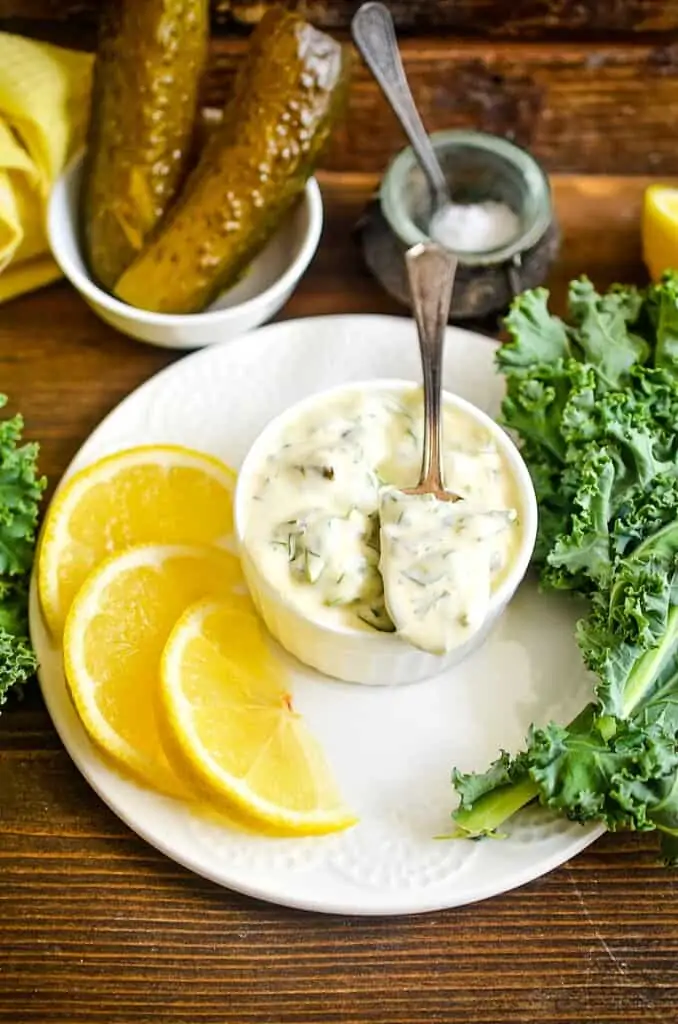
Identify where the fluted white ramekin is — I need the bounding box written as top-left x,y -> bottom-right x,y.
234,379 -> 537,686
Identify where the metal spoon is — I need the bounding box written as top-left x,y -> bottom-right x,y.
378,244 -> 513,652
351,2 -> 450,214
399,243 -> 515,534
403,242 -> 460,502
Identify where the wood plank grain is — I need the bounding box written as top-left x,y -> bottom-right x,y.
0,21 -> 674,175
0,174 -> 674,1024
1,0 -> 676,36
201,37 -> 678,176
0,824 -> 676,1023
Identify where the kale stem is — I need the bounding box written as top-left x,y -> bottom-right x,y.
452,606 -> 678,838
622,606 -> 678,718
452,777 -> 539,838
451,705 -> 597,837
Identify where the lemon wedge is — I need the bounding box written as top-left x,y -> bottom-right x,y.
63,544 -> 245,796
38,445 -> 237,638
159,600 -> 357,836
642,184 -> 678,282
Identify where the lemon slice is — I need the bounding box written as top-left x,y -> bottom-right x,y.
63,544 -> 246,796
38,445 -> 237,638
159,600 -> 357,835
642,185 -> 678,282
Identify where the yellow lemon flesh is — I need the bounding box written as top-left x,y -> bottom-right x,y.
63,544 -> 246,796
38,445 -> 237,638
642,185 -> 678,282
159,600 -> 357,836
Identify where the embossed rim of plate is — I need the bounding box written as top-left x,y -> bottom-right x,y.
30,314 -> 604,916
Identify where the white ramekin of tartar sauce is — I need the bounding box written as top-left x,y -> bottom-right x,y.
234,379 -> 537,686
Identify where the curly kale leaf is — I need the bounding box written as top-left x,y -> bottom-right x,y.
613,474 -> 678,558
0,579 -> 37,704
450,273 -> 678,854
0,398 -> 45,708
0,399 -> 45,577
647,270 -> 678,374
526,714 -> 678,833
543,447 -> 616,591
500,367 -> 569,463
499,287 -> 571,371
499,278 -> 678,594
0,631 -> 37,706
452,628 -> 678,843
567,277 -> 648,388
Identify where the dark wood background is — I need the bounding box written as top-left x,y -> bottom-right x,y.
2,0 -> 677,35
2,0 -> 678,175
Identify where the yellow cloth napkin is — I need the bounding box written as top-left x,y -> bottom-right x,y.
0,32 -> 93,304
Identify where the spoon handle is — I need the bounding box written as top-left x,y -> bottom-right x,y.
351,2 -> 449,207
405,243 -> 458,491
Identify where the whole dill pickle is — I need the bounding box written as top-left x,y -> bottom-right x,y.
82,0 -> 208,290
114,7 -> 349,314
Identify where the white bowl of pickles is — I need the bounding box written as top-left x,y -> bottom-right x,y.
48,153 -> 324,350
234,378 -> 538,686
47,7 -> 348,349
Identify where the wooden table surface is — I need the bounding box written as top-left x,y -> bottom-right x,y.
1,173 -> 677,1024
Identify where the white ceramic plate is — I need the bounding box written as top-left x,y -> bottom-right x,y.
30,314 -> 603,916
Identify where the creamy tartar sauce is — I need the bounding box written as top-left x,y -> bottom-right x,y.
244,387 -> 520,653
379,488 -> 516,654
